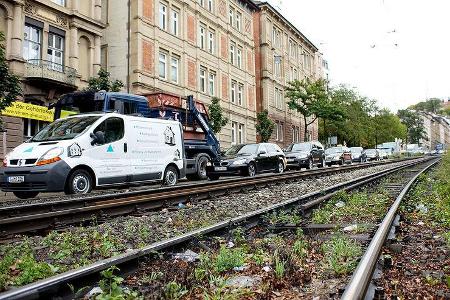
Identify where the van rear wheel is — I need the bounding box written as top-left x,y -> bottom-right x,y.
163,166 -> 178,186
67,169 -> 93,195
13,191 -> 39,199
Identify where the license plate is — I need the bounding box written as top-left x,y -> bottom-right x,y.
214,167 -> 227,171
8,176 -> 25,183
287,159 -> 295,162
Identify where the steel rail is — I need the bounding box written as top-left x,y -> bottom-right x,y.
0,158 -> 436,300
341,158 -> 440,300
0,158 -> 409,219
0,158 -> 422,238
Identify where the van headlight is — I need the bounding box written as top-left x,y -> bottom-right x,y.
37,147 -> 64,166
334,155 -> 341,160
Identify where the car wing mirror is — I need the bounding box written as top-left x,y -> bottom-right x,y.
258,150 -> 267,156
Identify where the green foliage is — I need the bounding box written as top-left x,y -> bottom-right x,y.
286,78 -> 342,141
87,68 -> 124,92
410,98 -> 443,114
214,247 -> 246,273
264,210 -> 302,225
397,109 -> 426,144
444,232 -> 450,248
0,31 -> 22,127
96,267 -> 141,300
292,239 -> 308,259
255,110 -> 275,142
312,190 -> 388,224
208,97 -> 229,134
164,281 -> 188,300
321,236 -> 362,276
273,251 -> 285,279
202,276 -> 252,300
320,85 -> 405,147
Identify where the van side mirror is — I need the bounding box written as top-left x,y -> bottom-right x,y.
90,131 -> 105,145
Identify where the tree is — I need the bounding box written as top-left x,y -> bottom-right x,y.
0,32 -> 22,121
410,98 -> 442,114
208,97 -> 228,134
255,110 -> 275,142
397,109 -> 426,145
373,109 -> 407,146
286,78 -> 334,142
86,68 -> 124,92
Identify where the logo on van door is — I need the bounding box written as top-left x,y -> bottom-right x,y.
164,127 -> 176,146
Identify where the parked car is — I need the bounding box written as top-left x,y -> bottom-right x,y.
206,143 -> 286,180
350,147 -> 367,163
378,149 -> 388,159
324,146 -> 352,166
365,149 -> 381,161
284,141 -> 325,169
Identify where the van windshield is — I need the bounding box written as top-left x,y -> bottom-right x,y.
31,116 -> 101,142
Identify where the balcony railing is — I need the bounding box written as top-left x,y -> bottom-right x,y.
25,59 -> 77,86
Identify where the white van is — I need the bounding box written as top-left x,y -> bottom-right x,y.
1,113 -> 185,199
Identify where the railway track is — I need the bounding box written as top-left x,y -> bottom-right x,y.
0,158 -> 419,238
0,156 -> 438,299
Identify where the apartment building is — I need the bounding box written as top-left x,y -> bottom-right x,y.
0,0 -> 104,158
420,111 -> 450,150
253,1 -> 321,147
101,0 -> 259,148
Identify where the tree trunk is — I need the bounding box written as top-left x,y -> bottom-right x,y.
323,118 -> 327,144
303,115 -> 308,142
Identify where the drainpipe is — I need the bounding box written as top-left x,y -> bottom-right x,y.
127,0 -> 131,93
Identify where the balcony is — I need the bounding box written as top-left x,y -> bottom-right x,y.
25,59 -> 77,88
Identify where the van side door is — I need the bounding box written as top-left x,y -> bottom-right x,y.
86,117 -> 129,186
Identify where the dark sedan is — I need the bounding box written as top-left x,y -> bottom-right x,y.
350,147 -> 367,163
284,141 -> 325,169
206,143 -> 286,180
365,149 -> 381,161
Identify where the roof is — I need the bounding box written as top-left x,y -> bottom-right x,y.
254,1 -> 318,51
241,0 -> 260,11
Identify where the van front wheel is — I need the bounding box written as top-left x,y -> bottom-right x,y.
67,169 -> 93,195
164,166 -> 178,186
13,191 -> 39,199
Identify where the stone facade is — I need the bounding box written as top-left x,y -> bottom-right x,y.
253,1 -> 321,148
101,0 -> 259,148
0,0 -> 105,158
420,111 -> 450,150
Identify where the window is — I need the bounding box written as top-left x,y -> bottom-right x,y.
238,84 -> 244,106
23,24 -> 42,62
229,7 -> 234,26
231,80 -> 237,103
171,9 -> 179,36
276,122 -> 284,141
199,67 -> 206,93
159,52 -> 167,79
238,123 -> 244,144
47,32 -> 64,72
199,0 -> 205,6
294,68 -> 298,80
292,126 -> 300,143
208,72 -> 216,95
230,41 -> 236,64
170,56 -> 179,83
159,3 -> 167,30
208,0 -> 213,12
199,24 -> 206,49
94,117 -> 125,144
231,122 -> 244,145
237,46 -> 242,69
23,118 -> 48,138
272,26 -> 281,48
52,0 -> 65,6
208,30 -> 215,54
235,11 -> 241,31
274,56 -> 281,77
274,87 -> 283,109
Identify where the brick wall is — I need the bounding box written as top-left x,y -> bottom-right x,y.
143,0 -> 154,22
142,40 -> 154,73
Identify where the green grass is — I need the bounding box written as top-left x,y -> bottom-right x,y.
312,190 -> 388,224
321,236 -> 362,276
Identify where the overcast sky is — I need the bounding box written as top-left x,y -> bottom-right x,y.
267,0 -> 450,112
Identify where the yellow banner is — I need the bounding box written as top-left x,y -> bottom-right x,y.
1,102 -> 54,122
1,102 -> 77,122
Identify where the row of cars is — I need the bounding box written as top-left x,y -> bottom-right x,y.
205,142 -> 387,180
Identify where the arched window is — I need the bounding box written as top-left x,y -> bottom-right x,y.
79,36 -> 91,80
